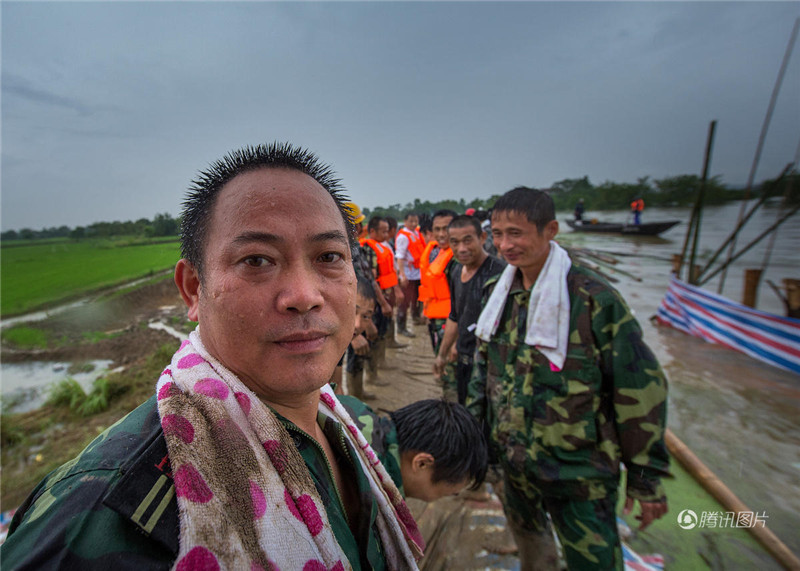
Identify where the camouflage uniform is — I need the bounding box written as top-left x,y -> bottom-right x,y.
2,394 -> 401,570
338,395 -> 403,494
467,263 -> 670,570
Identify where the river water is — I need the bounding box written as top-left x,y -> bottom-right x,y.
558,201 -> 800,558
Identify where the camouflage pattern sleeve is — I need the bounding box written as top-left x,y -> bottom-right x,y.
337,395 -> 404,493
466,338 -> 489,423
0,396 -> 176,569
592,290 -> 670,502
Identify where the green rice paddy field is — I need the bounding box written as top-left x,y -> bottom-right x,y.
1,239 -> 180,316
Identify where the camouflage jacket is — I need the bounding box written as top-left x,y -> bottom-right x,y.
338,395 -> 404,495
467,263 -> 670,502
2,394 -> 400,570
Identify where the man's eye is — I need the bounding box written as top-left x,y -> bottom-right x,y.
243,256 -> 270,267
319,252 -> 344,264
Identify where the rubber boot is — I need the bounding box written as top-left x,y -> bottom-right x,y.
368,341 -> 391,386
376,338 -> 397,373
385,318 -> 407,349
348,355 -> 375,400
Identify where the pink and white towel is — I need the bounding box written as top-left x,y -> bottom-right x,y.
156,330 -> 424,571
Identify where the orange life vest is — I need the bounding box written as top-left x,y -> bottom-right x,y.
397,227 -> 425,268
630,198 -> 645,212
419,241 -> 453,319
360,238 -> 398,289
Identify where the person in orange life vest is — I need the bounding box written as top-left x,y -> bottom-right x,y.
419,209 -> 458,400
395,211 -> 425,337
360,216 -> 405,386
631,197 -> 645,225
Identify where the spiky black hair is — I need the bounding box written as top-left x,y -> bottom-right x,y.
180,141 -> 357,277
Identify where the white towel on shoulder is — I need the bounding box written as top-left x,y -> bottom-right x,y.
475,241 -> 572,371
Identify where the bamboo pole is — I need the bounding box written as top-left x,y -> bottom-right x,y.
719,18 -> 800,293
684,121 -> 717,284
665,429 -> 800,570
697,204 -> 800,286
695,163 -> 794,284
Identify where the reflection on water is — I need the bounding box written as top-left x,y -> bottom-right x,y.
1,360 -> 114,414
560,201 -> 800,557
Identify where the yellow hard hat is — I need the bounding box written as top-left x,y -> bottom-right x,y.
343,202 -> 365,225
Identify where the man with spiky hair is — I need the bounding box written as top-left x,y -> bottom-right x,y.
3,142 -> 425,570
467,186 -> 670,570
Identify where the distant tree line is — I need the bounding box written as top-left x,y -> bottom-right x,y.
4,172 -> 796,242
1,212 -> 179,242
363,174 -> 760,221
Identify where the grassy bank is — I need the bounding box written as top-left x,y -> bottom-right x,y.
1,238 -> 180,316
1,343 -> 177,509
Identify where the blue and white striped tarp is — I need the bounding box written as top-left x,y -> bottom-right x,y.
656,276 -> 800,375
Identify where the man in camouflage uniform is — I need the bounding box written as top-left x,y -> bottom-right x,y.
467,187 -> 670,570
2,143 -> 422,569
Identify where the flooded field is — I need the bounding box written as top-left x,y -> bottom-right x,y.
559,201 -> 800,559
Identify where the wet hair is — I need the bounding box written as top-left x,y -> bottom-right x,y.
492,186 -> 554,233
367,216 -> 385,233
391,399 -> 488,489
385,216 -> 398,231
403,211 -> 418,222
418,213 -> 433,234
180,142 -> 356,278
356,274 -> 376,301
448,215 -> 482,237
432,209 -> 458,224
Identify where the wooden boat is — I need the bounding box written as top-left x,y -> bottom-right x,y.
566,219 -> 680,236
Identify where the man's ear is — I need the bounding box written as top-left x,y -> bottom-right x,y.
174,259 -> 201,322
545,219 -> 559,241
411,452 -> 435,473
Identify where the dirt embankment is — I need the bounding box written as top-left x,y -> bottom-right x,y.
1,277 -> 188,366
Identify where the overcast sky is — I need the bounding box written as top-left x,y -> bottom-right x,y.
2,1 -> 799,231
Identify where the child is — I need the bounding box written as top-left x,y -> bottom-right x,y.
339,396 -> 489,502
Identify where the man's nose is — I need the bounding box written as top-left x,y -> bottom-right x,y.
276,264 -> 324,313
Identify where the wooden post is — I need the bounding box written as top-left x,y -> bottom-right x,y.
743,269 -> 763,308
784,278 -> 800,318
671,254 -> 683,274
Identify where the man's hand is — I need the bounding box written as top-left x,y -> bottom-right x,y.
380,298 -> 392,317
351,333 -> 370,356
399,273 -> 408,288
433,355 -> 446,378
623,497 -> 668,531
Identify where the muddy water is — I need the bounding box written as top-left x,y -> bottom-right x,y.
558,201 -> 800,557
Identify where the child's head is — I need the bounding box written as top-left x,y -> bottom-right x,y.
391,399 -> 488,502
354,275 -> 376,338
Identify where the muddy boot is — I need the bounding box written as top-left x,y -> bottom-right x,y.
376,338 -> 397,372
349,357 -> 375,399
385,318 -> 407,349
368,344 -> 391,386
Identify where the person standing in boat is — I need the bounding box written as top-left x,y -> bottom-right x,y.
630,196 -> 645,225
573,198 -> 585,223
468,186 -> 670,570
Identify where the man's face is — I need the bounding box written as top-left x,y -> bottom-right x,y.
491,210 -> 557,273
405,215 -> 419,230
432,216 -> 453,249
448,224 -> 485,268
370,221 -> 390,242
354,291 -> 374,338
177,168 -> 356,400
